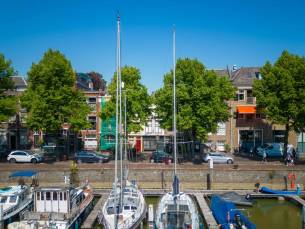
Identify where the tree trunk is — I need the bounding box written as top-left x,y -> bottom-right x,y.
284,123 -> 289,157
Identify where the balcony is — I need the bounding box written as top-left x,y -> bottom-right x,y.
246,97 -> 255,104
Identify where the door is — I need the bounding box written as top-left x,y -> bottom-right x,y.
10,135 -> 16,150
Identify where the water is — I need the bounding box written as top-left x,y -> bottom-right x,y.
245,198 -> 302,229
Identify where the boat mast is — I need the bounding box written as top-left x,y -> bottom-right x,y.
173,27 -> 177,176
114,14 -> 120,229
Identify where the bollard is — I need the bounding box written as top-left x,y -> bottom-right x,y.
207,173 -> 211,190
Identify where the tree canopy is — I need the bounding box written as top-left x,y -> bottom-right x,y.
154,58 -> 235,141
253,51 -> 305,150
21,49 -> 90,132
101,66 -> 151,133
0,53 -> 16,122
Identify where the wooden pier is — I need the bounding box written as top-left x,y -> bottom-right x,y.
288,195 -> 305,206
194,193 -> 219,229
82,195 -> 108,229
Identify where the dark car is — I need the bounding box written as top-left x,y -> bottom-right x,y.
75,151 -> 108,163
149,151 -> 173,163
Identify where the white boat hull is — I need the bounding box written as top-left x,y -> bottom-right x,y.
155,192 -> 200,229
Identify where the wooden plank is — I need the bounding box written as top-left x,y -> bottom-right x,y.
194,193 -> 219,229
82,195 -> 108,229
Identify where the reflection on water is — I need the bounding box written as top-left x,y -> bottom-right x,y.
245,198 -> 302,229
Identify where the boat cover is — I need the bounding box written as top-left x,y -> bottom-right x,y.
9,170 -> 37,178
219,192 -> 253,206
260,186 -> 301,195
211,195 -> 256,229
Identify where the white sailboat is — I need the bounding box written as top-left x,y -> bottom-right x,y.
155,28 -> 200,229
98,15 -> 146,229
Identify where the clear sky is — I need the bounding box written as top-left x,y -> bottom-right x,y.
1,0 -> 305,92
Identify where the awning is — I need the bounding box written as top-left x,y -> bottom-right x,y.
9,170 -> 37,178
237,106 -> 256,114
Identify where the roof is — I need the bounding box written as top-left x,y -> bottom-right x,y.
9,170 -> 37,178
230,67 -> 260,87
11,76 -> 27,89
214,67 -> 261,88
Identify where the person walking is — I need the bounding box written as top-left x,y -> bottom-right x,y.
262,151 -> 267,163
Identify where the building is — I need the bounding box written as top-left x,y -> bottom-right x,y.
208,67 -> 297,151
0,76 -> 30,153
76,73 -> 105,151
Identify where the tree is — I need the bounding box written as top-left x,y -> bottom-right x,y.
87,72 -> 106,91
0,53 -> 16,122
21,49 -> 90,133
101,66 -> 151,133
154,58 -> 235,141
253,51 -> 305,154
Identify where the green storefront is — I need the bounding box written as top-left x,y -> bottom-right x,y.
100,97 -> 116,150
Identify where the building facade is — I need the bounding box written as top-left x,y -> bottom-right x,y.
208,67 -> 297,151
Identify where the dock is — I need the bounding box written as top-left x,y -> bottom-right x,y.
288,195 -> 305,206
194,193 -> 218,229
82,195 -> 108,229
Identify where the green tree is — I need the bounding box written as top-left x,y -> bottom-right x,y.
0,53 -> 16,121
253,51 -> 305,153
101,66 -> 151,133
21,49 -> 90,133
154,58 -> 235,141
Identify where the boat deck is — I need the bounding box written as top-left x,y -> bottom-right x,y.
81,195 -> 108,229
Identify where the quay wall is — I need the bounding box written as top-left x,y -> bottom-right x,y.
0,166 -> 304,190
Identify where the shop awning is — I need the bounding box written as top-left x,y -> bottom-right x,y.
237,106 -> 256,114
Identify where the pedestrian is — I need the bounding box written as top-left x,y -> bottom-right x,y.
262,151 -> 267,162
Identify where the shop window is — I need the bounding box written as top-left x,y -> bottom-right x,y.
246,114 -> 254,120
273,130 -> 285,143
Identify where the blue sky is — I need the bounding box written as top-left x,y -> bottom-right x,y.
1,0 -> 305,92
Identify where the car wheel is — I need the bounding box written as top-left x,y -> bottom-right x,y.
9,158 -> 16,163
227,159 -> 233,164
31,158 -> 37,164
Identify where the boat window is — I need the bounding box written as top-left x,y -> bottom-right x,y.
107,207 -> 114,214
41,192 -> 44,200
46,192 -> 51,200
132,194 -> 138,197
0,196 -> 7,203
167,204 -> 177,212
124,206 -> 130,210
9,196 -> 17,203
60,192 -> 63,200
37,192 -> 40,200
179,205 -> 189,212
53,192 -> 57,201
131,206 -> 137,210
64,192 -> 67,201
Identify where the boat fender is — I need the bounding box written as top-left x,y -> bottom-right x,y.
245,194 -> 251,200
288,173 -> 296,180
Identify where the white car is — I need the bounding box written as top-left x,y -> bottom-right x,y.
203,152 -> 234,164
7,150 -> 43,163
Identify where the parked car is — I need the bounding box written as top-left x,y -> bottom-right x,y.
75,151 -> 108,163
203,152 -> 234,164
149,151 -> 173,163
7,150 -> 44,163
257,143 -> 284,158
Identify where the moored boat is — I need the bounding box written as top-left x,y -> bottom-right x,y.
8,184 -> 93,229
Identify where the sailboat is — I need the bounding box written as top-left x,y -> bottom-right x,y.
155,28 -> 200,229
98,15 -> 146,229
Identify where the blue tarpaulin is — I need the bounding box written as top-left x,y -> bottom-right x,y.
9,170 -> 37,178
260,186 -> 301,195
211,195 -> 256,229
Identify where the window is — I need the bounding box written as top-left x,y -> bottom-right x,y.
37,192 -> 40,201
145,121 -> 152,134
237,114 -> 244,119
246,114 -> 254,120
0,196 -> 7,203
9,196 -> 17,203
53,192 -> 57,201
60,192 -> 63,201
88,116 -> 96,130
216,123 -> 226,135
46,192 -> 51,200
256,113 -> 261,119
273,130 -> 285,143
64,192 -> 67,201
237,90 -> 245,101
88,97 -> 96,103
41,192 -> 44,200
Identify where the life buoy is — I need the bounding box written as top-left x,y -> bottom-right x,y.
288,173 -> 296,180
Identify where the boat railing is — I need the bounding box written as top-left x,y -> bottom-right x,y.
3,198 -> 32,218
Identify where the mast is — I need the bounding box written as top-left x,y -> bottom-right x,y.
173,27 -> 177,176
114,14 -> 120,228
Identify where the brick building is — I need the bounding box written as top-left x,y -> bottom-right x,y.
208,67 -> 297,152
